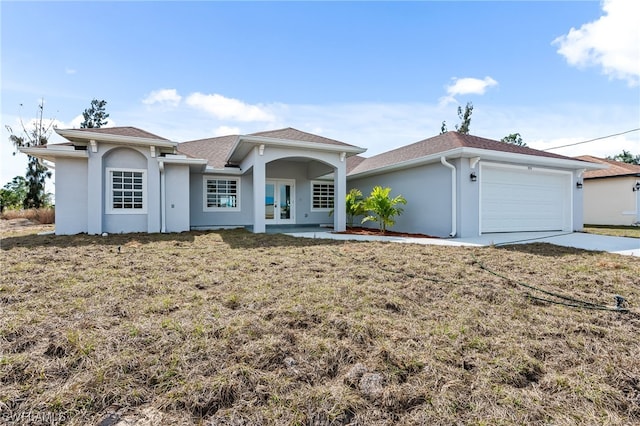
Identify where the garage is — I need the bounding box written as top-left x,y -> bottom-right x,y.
480,164 -> 572,233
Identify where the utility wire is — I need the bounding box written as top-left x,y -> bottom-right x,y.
543,128 -> 640,151
471,254 -> 628,312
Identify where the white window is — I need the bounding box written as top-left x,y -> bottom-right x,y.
106,168 -> 147,214
311,181 -> 334,210
204,177 -> 240,211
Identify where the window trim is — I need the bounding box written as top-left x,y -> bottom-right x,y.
203,176 -> 241,212
310,180 -> 335,211
106,167 -> 147,215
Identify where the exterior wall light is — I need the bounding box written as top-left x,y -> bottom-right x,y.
633,182 -> 640,192
470,172 -> 477,182
576,181 -> 583,189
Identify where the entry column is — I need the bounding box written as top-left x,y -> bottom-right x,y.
252,146 -> 266,233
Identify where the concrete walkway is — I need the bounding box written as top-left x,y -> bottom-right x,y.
284,230 -> 640,257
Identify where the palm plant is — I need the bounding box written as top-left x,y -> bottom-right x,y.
329,188 -> 366,227
362,186 -> 407,233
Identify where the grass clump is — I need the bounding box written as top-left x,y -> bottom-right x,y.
1,227 -> 639,425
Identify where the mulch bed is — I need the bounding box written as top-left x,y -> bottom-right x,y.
333,226 -> 439,239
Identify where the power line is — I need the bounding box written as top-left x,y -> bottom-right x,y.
543,128 -> 640,151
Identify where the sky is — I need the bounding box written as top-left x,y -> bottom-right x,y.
1,0 -> 639,190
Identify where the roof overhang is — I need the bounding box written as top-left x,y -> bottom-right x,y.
19,145 -> 88,163
56,128 -> 177,149
348,147 -> 607,179
226,134 -> 366,164
158,155 -> 208,173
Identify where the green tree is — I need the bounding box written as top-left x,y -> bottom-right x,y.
440,102 -> 473,134
501,132 -> 527,147
362,186 -> 407,233
6,100 -> 54,209
608,150 -> 640,165
80,99 -> 109,128
0,176 -> 28,212
345,188 -> 366,227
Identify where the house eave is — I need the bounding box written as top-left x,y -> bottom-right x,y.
19,146 -> 89,163
226,134 -> 366,164
56,128 -> 177,148
347,146 -> 607,179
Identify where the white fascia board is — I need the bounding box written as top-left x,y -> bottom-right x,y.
203,165 -> 243,175
226,135 -> 366,163
347,147 -> 607,180
56,128 -> 177,148
19,146 -> 88,163
158,156 -> 208,166
458,147 -> 608,171
241,135 -> 366,154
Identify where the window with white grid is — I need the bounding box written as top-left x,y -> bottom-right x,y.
106,168 -> 147,214
204,177 -> 240,211
311,181 -> 334,210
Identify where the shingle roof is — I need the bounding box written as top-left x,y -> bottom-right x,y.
70,126 -> 169,140
248,127 -> 356,148
346,155 -> 367,174
177,135 -> 238,169
577,155 -> 640,179
349,131 -> 586,175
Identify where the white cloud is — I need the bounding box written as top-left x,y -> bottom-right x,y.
439,76 -> 498,106
65,67 -> 76,75
185,92 -> 275,122
213,125 -> 241,136
553,0 -> 640,86
142,89 -> 182,107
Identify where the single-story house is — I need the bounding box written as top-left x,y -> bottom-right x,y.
21,126 -> 603,237
576,155 -> 640,226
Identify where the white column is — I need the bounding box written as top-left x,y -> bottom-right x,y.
252,147 -> 266,233
87,150 -> 102,234
333,161 -> 347,232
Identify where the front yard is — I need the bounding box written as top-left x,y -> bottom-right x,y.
1,226 -> 639,425
584,225 -> 640,239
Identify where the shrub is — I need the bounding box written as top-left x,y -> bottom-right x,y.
362,186 -> 407,233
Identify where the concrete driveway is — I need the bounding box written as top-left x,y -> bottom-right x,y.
285,230 -> 640,257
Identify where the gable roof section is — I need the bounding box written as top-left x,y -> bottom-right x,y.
349,132 -> 597,176
248,127 -> 356,148
577,155 -> 640,179
71,126 -> 169,140
177,135 -> 238,169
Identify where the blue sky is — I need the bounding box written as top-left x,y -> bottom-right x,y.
2,0 -> 639,189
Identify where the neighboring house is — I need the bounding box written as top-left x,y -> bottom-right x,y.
576,155 -> 640,226
21,127 -> 602,237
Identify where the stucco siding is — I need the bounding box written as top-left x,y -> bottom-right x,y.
164,164 -> 190,232
189,173 -> 254,228
102,146 -> 150,234
189,159 -> 336,229
584,177 -> 638,225
54,158 -> 88,235
348,163 -> 453,237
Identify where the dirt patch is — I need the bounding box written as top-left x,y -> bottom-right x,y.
334,226 -> 439,239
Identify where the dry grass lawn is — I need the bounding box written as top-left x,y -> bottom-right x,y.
1,224 -> 639,425
583,225 -> 640,239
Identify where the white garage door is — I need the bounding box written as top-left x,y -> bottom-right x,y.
481,165 -> 571,233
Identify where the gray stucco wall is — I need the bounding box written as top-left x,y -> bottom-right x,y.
54,157 -> 88,235
348,163 -> 453,238
189,159 -> 334,229
101,146 -> 158,234
164,164 -> 190,233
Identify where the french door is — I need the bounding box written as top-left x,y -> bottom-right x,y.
265,179 -> 295,224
